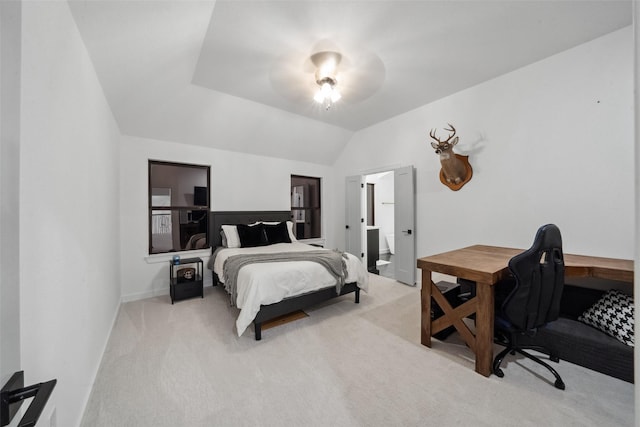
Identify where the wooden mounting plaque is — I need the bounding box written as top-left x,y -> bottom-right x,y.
439,154 -> 473,191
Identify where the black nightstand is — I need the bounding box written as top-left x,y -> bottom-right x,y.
169,257 -> 204,304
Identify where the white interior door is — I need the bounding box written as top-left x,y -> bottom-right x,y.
394,166 -> 416,285
345,175 -> 364,261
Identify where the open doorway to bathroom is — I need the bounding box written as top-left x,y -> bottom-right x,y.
365,171 -> 395,280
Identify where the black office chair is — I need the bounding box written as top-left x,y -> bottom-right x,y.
493,224 -> 566,390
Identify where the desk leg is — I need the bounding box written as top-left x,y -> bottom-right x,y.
420,269 -> 432,347
475,281 -> 495,377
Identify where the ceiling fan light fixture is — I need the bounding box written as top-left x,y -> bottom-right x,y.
310,51 -> 343,110
330,87 -> 341,103
314,81 -> 340,110
320,81 -> 333,97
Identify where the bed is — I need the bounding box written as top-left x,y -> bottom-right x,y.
208,211 -> 369,340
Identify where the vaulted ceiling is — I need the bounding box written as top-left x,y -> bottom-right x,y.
68,0 -> 632,165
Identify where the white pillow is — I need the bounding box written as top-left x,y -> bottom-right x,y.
220,225 -> 241,248
286,220 -> 297,242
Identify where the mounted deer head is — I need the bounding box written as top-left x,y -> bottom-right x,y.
429,123 -> 473,190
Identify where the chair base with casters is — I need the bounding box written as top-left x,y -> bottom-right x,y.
493,327 -> 566,390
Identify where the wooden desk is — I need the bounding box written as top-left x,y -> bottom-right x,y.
416,245 -> 634,377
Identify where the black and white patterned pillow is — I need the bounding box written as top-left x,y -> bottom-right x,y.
579,290 -> 634,347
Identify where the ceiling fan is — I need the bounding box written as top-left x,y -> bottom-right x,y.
268,40 -> 386,110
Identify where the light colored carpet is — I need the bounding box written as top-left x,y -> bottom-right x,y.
81,274 -> 634,426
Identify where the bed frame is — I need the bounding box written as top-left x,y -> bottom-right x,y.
209,210 -> 360,340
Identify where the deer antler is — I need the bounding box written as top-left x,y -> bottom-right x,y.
430,123 -> 457,143
443,123 -> 456,142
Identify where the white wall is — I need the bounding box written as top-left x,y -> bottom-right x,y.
20,2 -> 121,426
332,27 -> 635,273
120,135 -> 335,301
0,0 -> 22,392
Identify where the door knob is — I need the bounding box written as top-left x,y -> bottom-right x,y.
402,229 -> 412,235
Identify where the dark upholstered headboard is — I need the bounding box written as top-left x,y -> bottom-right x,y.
209,211 -> 292,248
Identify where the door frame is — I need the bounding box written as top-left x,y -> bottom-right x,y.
352,165 -> 416,285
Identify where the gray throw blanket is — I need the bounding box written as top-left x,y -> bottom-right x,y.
222,250 -> 347,306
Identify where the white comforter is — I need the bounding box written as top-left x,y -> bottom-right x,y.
212,242 -> 369,336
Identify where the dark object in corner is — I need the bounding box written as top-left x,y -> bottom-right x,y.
1,371 -> 57,427
520,284 -> 634,383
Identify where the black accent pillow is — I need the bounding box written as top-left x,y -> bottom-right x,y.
236,223 -> 269,247
264,222 -> 291,244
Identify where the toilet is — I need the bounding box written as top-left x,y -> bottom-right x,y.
386,233 -> 395,255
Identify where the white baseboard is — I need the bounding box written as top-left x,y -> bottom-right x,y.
121,275 -> 214,303
121,288 -> 167,303
78,300 -> 121,426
